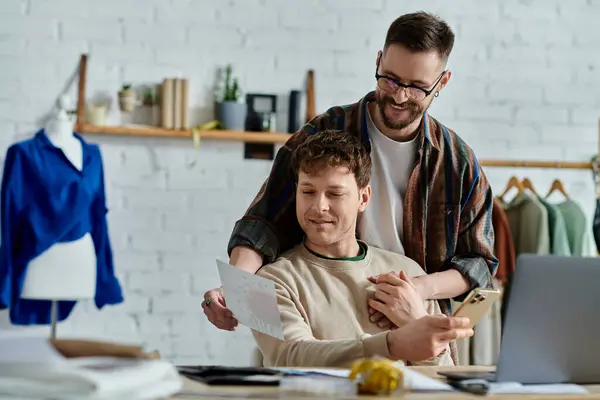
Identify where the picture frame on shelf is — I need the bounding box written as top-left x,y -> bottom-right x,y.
244,93 -> 278,161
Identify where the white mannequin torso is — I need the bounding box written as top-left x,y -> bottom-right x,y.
20,103 -> 97,302
45,118 -> 83,171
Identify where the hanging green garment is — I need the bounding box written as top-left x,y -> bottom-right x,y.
537,197 -> 571,256
556,199 -> 596,257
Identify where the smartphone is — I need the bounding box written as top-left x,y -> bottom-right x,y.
452,288 -> 502,328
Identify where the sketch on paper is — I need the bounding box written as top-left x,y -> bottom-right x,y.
216,259 -> 285,340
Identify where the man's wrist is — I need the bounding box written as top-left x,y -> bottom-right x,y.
385,330 -> 403,361
414,275 -> 434,300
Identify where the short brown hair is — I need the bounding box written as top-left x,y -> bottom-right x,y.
291,130 -> 371,189
384,11 -> 455,62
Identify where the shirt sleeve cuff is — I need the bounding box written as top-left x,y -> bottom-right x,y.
361,331 -> 392,359
227,218 -> 280,263
445,256 -> 492,302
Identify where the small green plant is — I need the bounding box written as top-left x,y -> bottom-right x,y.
143,89 -> 154,106
220,64 -> 241,102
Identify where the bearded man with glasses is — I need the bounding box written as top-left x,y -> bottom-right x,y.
203,11 -> 497,363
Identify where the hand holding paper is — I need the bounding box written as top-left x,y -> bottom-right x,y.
216,259 -> 285,340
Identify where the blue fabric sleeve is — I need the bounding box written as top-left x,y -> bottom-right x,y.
0,146 -> 24,309
91,149 -> 123,308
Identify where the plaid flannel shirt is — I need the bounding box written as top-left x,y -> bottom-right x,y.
227,91 -> 498,309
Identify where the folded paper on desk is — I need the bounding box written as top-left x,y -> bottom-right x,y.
0,336 -> 182,400
216,259 -> 285,339
451,379 -> 588,395
276,367 -> 589,394
275,365 -> 454,392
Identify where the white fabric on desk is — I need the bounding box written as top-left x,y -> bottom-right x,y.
0,357 -> 182,400
0,336 -> 181,400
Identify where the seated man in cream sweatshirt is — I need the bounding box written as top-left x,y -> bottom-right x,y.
252,130 -> 473,368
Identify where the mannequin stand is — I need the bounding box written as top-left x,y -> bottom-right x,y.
50,300 -> 58,339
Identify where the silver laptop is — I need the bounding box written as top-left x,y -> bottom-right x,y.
441,254 -> 600,384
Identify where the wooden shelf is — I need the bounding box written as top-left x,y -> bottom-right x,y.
73,54 -> 600,170
76,123 -> 293,144
479,159 -> 595,170
76,123 -> 597,169
74,54 -> 293,146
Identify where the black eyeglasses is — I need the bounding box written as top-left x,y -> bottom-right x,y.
375,59 -> 445,101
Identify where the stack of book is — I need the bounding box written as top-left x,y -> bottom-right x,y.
160,78 -> 189,130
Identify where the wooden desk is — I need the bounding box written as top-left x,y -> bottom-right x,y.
171,366 -> 600,399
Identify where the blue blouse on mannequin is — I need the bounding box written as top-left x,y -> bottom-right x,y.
0,129 -> 123,325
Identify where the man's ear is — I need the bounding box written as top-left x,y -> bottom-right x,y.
358,185 -> 371,212
438,70 -> 452,92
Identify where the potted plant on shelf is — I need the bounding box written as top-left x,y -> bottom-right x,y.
215,64 -> 247,130
118,84 -> 137,113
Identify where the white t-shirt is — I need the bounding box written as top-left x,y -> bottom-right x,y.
357,106 -> 419,255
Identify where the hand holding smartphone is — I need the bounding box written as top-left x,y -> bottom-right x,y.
452,288 -> 502,329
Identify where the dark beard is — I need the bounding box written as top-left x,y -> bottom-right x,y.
375,93 -> 424,130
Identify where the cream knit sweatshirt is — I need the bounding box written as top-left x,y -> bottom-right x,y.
252,241 -> 453,368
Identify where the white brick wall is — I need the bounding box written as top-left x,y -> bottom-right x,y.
0,0 -> 598,366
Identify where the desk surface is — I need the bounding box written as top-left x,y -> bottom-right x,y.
171,366 -> 600,399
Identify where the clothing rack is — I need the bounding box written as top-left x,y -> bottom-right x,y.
484,116 -> 600,171
73,54 -> 600,171
476,119 -> 600,171
479,160 -> 595,170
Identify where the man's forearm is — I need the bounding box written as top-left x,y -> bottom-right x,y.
229,246 -> 264,274
414,269 -> 470,300
254,331 -> 390,368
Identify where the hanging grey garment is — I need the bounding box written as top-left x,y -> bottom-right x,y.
594,199 -> 600,254
501,193 -> 550,256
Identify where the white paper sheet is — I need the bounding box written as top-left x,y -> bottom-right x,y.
216,259 -> 285,340
403,367 -> 454,391
274,366 -> 588,394
485,381 -> 587,395
274,365 -> 454,391
275,368 -> 350,378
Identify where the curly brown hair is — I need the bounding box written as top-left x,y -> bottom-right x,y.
291,130 -> 371,189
